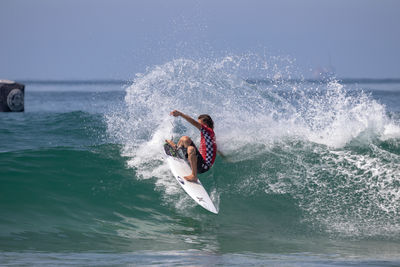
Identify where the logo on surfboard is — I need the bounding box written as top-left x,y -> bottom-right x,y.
177,176 -> 185,185
196,197 -> 205,202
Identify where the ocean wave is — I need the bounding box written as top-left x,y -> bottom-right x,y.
104,56 -> 400,240
2,56 -> 400,253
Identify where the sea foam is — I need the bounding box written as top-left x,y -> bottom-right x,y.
105,55 -> 400,236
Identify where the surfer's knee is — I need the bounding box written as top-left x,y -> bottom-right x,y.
179,136 -> 192,147
180,136 -> 191,142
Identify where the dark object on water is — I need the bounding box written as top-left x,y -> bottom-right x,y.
0,80 -> 25,112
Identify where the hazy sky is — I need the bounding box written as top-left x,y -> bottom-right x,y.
1,0 -> 399,80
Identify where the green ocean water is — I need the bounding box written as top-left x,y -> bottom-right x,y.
1,58 -> 400,266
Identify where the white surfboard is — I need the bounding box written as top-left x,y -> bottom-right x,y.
164,144 -> 218,214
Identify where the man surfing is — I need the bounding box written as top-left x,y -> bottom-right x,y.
165,110 -> 217,182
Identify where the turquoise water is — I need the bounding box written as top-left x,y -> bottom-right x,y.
1,58 -> 400,266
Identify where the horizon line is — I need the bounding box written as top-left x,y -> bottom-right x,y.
9,77 -> 400,86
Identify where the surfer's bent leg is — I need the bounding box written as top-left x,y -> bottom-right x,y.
177,136 -> 198,182
177,136 -> 190,148
185,146 -> 198,182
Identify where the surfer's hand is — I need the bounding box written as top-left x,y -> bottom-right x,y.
170,110 -> 181,117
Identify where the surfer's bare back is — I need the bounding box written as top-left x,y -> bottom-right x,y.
165,110 -> 217,182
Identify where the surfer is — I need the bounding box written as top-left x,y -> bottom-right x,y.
166,110 -> 217,182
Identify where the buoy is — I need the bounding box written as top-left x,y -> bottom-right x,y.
0,80 -> 25,112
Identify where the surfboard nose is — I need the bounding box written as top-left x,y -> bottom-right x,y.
208,204 -> 218,214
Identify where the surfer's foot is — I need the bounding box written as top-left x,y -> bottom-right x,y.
165,139 -> 177,150
184,174 -> 198,182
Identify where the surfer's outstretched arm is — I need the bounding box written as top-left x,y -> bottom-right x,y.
170,110 -> 201,130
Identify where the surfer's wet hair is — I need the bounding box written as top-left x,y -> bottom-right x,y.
198,114 -> 214,129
